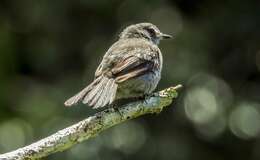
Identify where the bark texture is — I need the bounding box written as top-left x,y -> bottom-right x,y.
0,85 -> 182,160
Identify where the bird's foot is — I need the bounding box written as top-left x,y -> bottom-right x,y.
143,93 -> 158,104
109,103 -> 123,118
113,107 -> 123,119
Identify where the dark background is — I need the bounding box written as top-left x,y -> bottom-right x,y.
1,0 -> 260,159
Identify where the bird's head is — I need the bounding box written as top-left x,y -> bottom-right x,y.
119,23 -> 172,45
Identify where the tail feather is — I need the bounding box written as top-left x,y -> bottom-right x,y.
64,76 -> 102,107
88,88 -> 103,106
80,76 -> 118,108
64,85 -> 91,107
94,78 -> 114,109
86,78 -> 106,106
109,82 -> 118,104
103,79 -> 118,108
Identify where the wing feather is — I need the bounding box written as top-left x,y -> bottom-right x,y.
94,39 -> 158,83
113,57 -> 154,83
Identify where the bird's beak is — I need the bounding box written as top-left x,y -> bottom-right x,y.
160,33 -> 173,39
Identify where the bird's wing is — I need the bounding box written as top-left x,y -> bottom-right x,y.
94,40 -> 159,83
112,55 -> 155,83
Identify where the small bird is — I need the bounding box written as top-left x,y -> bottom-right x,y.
65,22 -> 172,109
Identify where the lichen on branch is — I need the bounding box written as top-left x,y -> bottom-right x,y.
0,85 -> 182,160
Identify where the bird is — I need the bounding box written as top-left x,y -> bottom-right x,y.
64,22 -> 172,109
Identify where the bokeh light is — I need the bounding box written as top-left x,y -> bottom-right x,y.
0,119 -> 33,152
184,73 -> 233,139
185,86 -> 218,124
229,103 -> 260,139
104,121 -> 147,154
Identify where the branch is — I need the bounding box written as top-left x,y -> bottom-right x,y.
0,85 -> 182,160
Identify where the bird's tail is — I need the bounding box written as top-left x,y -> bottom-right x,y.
64,75 -> 118,109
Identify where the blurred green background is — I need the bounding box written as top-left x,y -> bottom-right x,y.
1,0 -> 260,159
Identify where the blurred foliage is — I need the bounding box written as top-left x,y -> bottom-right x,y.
0,0 -> 260,159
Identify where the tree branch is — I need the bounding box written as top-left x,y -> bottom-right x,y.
0,85 -> 182,160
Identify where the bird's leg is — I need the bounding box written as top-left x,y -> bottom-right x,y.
142,92 -> 159,104
113,106 -> 124,119
108,102 -> 124,118
114,107 -> 123,118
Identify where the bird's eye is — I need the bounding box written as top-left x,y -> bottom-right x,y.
145,28 -> 156,36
